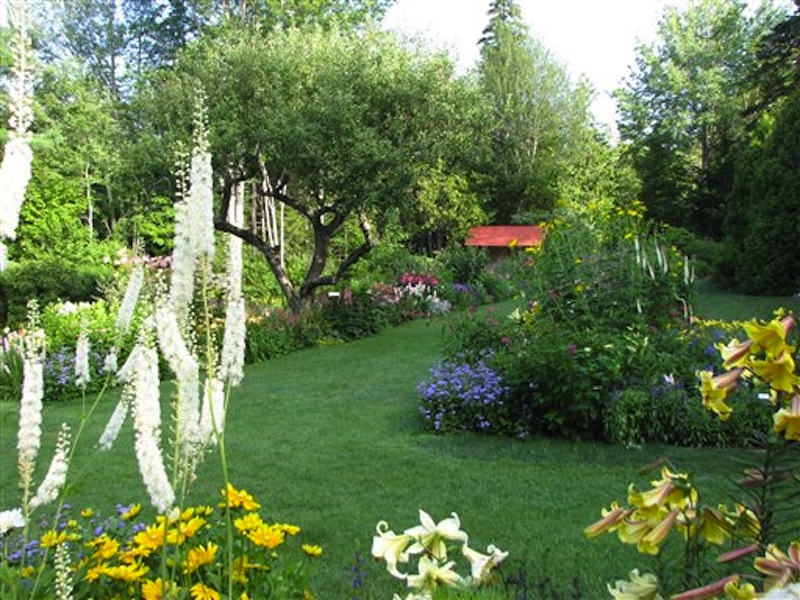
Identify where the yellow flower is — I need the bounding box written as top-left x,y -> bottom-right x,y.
221,483 -> 261,511
278,523 -> 301,536
755,542 -> 800,590
744,315 -> 796,356
87,534 -> 120,561
235,513 -> 264,534
697,369 -> 741,420
20,566 -> 34,578
774,394 -> 800,441
248,524 -> 285,549
403,509 -> 468,561
751,352 -> 800,393
167,516 -> 206,545
639,509 -> 678,553
80,508 -> 93,518
84,564 -> 108,581
132,524 -> 165,556
141,578 -> 177,600
104,561 -> 149,582
302,544 -> 323,557
41,530 -> 67,548
584,502 -> 630,538
121,503 -> 142,520
723,579 -> 757,600
190,582 -> 221,600
607,568 -> 663,600
717,338 -> 754,369
696,506 -> 731,546
184,542 -> 218,574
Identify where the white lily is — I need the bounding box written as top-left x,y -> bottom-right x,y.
462,543 -> 509,584
406,554 -> 464,591
372,521 -> 413,579
404,509 -> 469,560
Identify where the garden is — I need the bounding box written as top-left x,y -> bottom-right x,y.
3,1 -> 800,598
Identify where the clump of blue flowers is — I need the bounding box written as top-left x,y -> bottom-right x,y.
418,355 -> 509,434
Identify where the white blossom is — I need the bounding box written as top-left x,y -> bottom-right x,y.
54,541 -> 74,600
220,296 -> 245,386
115,264 -> 143,333
97,395 -> 129,451
103,348 -> 118,375
17,331 -> 44,484
74,331 -> 91,388
199,376 -> 225,446
0,508 -> 25,536
765,585 -> 800,599
155,304 -> 200,449
130,344 -> 174,512
169,197 -> 196,317
0,137 -> 33,240
29,423 -> 71,510
188,147 -> 214,259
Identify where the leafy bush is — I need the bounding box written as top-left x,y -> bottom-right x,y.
0,260 -> 112,327
436,245 -> 489,286
320,290 -> 391,341
0,329 -> 24,401
245,308 -> 331,363
603,383 -> 772,448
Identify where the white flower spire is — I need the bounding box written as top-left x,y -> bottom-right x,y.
115,263 -> 144,333
220,183 -> 246,386
188,93 -> 215,260
17,326 -> 45,488
29,423 -> 71,510
0,508 -> 25,536
97,395 -> 129,451
155,302 -> 201,454
0,0 -> 34,270
129,339 -> 174,513
199,376 -> 225,446
74,331 -> 91,389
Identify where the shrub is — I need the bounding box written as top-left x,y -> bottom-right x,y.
0,260 -> 112,327
436,245 -> 489,286
417,355 -> 510,434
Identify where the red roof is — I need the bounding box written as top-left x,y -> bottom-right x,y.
465,225 -> 546,248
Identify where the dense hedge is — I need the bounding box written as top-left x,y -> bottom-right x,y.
0,260 -> 112,327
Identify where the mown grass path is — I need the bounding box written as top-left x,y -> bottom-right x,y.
0,305 -> 755,597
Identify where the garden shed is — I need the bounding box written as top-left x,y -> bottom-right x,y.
465,225 -> 546,262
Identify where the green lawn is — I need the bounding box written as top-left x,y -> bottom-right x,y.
0,300 -> 763,598
692,278 -> 800,321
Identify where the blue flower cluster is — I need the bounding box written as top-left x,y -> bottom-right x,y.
417,356 -> 509,434
43,346 -> 106,401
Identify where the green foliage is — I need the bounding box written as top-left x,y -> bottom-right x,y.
436,245 -> 489,286
320,291 -> 391,341
616,0 -> 785,237
604,384 -> 772,448
726,91 -> 800,295
0,260 -> 112,328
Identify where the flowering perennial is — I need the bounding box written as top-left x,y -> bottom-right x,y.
372,509 -> 507,596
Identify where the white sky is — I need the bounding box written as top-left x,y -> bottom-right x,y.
382,0 -> 795,132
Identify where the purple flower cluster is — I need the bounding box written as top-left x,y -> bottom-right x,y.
418,357 -> 508,433
43,346 -> 106,400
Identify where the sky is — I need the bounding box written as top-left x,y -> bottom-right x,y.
382,0 -> 795,133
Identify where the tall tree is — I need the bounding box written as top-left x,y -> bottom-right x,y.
616,0 -> 785,237
478,0 -> 595,222
154,27 -> 485,312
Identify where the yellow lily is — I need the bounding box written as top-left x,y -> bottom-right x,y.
744,315 -> 796,356
774,394 -> 800,441
405,554 -> 464,591
371,521 -> 413,579
606,568 -> 663,600
461,543 -> 508,584
404,510 -> 468,561
584,502 -> 630,538
697,369 -> 742,420
717,338 -> 754,369
751,352 -> 800,393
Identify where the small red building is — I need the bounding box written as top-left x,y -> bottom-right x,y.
465,225 -> 546,262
